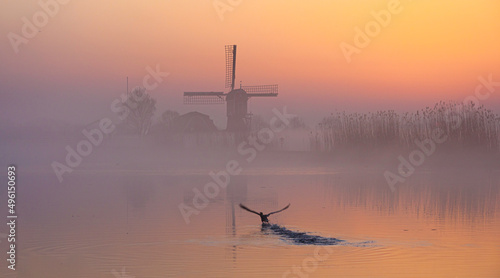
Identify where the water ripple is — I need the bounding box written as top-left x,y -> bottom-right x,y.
263,224 -> 366,246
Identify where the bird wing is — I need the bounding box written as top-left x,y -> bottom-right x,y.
239,204 -> 260,215
267,204 -> 290,216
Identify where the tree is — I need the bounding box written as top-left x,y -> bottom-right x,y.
161,110 -> 180,130
121,87 -> 156,136
289,116 -> 306,129
250,114 -> 269,131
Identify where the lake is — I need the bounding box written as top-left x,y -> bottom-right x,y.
1,168 -> 499,277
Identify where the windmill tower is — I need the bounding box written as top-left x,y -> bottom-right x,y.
184,45 -> 278,131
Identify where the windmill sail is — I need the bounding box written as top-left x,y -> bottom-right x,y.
225,45 -> 236,90
183,92 -> 225,104
242,84 -> 279,97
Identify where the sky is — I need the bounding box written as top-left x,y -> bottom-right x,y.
1,0 -> 499,127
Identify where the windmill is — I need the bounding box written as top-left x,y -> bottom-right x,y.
184,45 -> 278,131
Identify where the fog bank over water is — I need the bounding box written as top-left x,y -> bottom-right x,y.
2,128 -> 499,187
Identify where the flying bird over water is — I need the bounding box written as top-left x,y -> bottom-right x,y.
239,203 -> 290,223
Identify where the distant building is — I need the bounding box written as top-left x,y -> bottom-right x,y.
170,111 -> 218,133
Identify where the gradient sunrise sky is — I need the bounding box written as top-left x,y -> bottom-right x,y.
1,0 -> 499,126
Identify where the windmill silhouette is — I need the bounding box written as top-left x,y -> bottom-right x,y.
184,45 -> 278,131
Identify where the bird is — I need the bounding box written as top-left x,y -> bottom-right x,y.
239,203 -> 290,223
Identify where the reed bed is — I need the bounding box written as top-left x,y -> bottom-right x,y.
313,101 -> 500,152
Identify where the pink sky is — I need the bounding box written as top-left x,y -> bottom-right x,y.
1,0 -> 499,127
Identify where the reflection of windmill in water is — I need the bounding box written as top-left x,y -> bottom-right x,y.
184,45 -> 278,131
226,176 -> 248,234
225,175 -> 248,262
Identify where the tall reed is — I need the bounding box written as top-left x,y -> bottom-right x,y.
313,101 -> 500,152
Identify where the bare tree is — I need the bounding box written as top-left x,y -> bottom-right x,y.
121,87 -> 156,136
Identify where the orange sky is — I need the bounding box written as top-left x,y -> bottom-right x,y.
1,0 -> 499,125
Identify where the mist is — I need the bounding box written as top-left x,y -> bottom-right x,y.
2,1 -> 500,277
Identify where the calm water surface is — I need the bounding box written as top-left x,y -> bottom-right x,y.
2,169 -> 499,277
